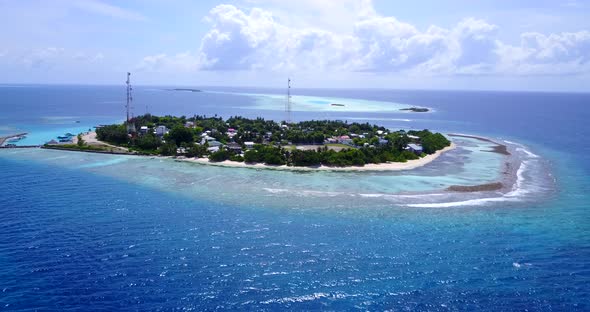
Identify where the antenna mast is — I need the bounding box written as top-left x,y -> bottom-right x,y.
125,72 -> 136,134
126,72 -> 132,122
286,78 -> 292,124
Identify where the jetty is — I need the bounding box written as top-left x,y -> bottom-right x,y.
0,133 -> 28,146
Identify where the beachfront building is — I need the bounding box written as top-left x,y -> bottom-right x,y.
226,142 -> 242,153
407,143 -> 424,155
208,140 -> 222,148
155,125 -> 168,137
244,142 -> 255,149
339,135 -> 353,145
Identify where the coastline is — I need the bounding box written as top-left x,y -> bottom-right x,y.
176,143 -> 456,172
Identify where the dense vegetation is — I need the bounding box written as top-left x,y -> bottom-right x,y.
95,114 -> 451,167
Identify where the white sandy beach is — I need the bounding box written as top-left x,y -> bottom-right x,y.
74,132 -> 129,153
177,143 -> 456,172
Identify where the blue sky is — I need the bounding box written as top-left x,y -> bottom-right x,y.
0,0 -> 589,91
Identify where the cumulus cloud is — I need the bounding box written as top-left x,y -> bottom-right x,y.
22,48 -> 106,69
150,1 -> 590,77
22,47 -> 66,69
70,0 -> 147,21
136,52 -> 200,72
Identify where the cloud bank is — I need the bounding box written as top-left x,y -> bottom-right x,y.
181,1 -> 590,76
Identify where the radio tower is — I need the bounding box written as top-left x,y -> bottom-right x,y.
125,72 -> 136,133
286,78 -> 292,124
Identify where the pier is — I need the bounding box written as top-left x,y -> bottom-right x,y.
0,145 -> 41,149
0,133 -> 28,146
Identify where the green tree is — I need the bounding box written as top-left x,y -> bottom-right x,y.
159,142 -> 177,156
167,125 -> 194,146
96,124 -> 128,145
135,133 -> 161,151
209,149 -> 230,162
244,150 -> 260,163
77,134 -> 85,147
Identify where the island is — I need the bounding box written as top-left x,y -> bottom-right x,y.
44,114 -> 453,171
168,88 -> 202,92
400,107 -> 430,112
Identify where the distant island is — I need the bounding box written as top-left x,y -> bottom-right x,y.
167,88 -> 202,92
45,115 -> 453,170
400,107 -> 429,112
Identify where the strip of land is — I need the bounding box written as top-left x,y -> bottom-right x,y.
448,133 -> 510,155
177,142 -> 456,172
446,182 -> 504,192
0,133 -> 27,146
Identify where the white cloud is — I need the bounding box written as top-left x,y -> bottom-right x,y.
143,1 -> 590,78
72,52 -> 105,63
22,48 -> 107,69
136,52 -> 200,72
70,0 -> 147,21
494,31 -> 590,75
22,47 -> 66,69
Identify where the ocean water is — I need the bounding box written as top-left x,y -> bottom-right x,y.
0,85 -> 589,310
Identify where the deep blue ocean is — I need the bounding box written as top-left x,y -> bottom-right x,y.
0,85 -> 589,310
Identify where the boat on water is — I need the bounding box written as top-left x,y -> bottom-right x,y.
57,133 -> 76,140
7,136 -> 26,143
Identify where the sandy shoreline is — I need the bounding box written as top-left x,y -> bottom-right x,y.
74,132 -> 130,153
176,143 -> 456,172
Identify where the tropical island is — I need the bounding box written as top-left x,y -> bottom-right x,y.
400,107 -> 430,112
168,88 -> 202,92
45,114 -> 453,170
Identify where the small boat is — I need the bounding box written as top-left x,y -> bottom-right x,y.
7,136 -> 25,143
75,121 -> 80,123
330,103 -> 345,107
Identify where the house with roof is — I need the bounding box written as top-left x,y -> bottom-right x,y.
226,142 -> 242,153
406,143 -> 424,155
155,125 -> 168,137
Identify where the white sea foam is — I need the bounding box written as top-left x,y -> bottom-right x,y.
262,188 -> 289,194
358,193 -> 446,199
505,161 -> 529,197
76,157 -> 129,169
263,188 -> 342,197
261,292 -> 340,304
516,147 -> 540,158
405,196 -> 519,208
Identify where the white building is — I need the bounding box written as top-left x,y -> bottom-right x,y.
155,125 -> 168,137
